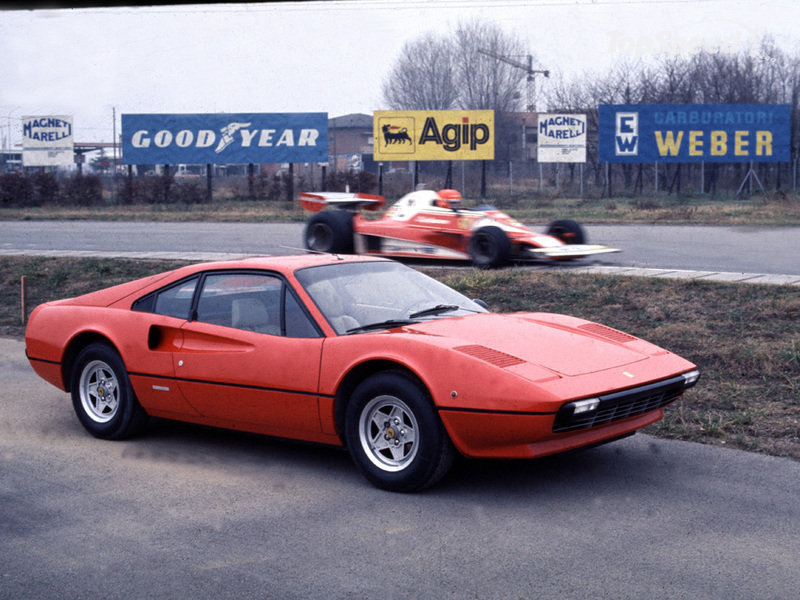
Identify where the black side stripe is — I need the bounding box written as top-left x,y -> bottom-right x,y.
27,356 -> 61,366
438,406 -> 556,417
128,371 -> 335,399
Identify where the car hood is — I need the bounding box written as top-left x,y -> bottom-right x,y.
406,312 -> 660,377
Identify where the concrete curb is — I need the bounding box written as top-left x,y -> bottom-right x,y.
563,264 -> 800,286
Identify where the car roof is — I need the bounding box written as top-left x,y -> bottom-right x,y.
155,253 -> 392,284
58,254 -> 391,309
196,253 -> 389,274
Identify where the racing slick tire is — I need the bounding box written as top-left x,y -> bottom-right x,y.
70,342 -> 148,440
468,226 -> 511,268
547,219 -> 586,245
345,371 -> 456,493
304,210 -> 354,254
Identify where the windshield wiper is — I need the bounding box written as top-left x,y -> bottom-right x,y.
408,304 -> 461,319
346,319 -> 418,334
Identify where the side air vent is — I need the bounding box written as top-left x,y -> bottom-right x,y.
454,345 -> 525,368
578,323 -> 637,343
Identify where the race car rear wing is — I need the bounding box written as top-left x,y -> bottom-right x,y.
298,192 -> 385,212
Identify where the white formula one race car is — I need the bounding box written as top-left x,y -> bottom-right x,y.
299,188 -> 620,268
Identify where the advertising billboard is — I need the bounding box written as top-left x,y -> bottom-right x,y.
121,113 -> 328,165
537,113 -> 586,163
599,104 -> 791,163
22,115 -> 74,167
373,110 -> 494,161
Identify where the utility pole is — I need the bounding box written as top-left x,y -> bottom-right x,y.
477,49 -> 549,112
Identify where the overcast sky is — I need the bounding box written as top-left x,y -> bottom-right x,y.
1,0 -> 798,146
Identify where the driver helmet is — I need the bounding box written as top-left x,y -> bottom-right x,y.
435,189 -> 462,209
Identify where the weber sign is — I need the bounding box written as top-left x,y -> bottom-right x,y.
537,113 -> 587,163
22,115 -> 74,167
599,104 -> 791,163
121,113 -> 328,165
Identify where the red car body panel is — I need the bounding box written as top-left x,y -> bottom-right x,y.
25,254 -> 697,460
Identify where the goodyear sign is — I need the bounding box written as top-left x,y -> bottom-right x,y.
22,115 -> 74,167
121,113 -> 328,164
599,104 -> 791,163
373,110 -> 494,161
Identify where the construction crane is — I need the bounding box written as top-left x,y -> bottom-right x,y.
477,48 -> 549,113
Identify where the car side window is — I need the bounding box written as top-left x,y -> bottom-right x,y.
284,288 -> 320,338
132,276 -> 199,319
197,273 -> 282,335
195,272 -> 321,338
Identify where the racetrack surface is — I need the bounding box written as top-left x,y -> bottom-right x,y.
2,221 -> 800,284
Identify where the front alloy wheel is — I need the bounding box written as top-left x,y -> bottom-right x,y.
345,371 -> 455,492
358,395 -> 419,472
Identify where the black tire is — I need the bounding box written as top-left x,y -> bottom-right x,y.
345,372 -> 455,493
468,225 -> 511,268
304,210 -> 354,254
547,219 -> 585,245
70,342 -> 148,440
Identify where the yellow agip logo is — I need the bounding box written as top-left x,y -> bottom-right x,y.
373,110 -> 494,161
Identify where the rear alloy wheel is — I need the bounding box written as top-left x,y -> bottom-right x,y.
345,372 -> 455,492
547,219 -> 585,245
304,210 -> 354,254
70,342 -> 148,440
468,225 -> 511,268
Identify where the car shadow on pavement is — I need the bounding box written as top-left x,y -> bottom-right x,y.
125,418 -> 666,496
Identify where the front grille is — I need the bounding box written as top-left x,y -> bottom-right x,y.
552,375 -> 688,433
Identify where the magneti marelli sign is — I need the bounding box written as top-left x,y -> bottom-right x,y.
22,115 -> 74,167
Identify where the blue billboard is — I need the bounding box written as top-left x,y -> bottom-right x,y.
598,104 -> 791,163
121,113 -> 328,165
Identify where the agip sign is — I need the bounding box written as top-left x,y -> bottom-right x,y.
121,113 -> 328,164
599,104 -> 791,163
373,110 -> 494,161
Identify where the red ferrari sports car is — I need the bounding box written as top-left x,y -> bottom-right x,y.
300,188 -> 620,267
26,254 -> 698,492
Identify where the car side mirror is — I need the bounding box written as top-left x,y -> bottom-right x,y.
473,299 -> 489,310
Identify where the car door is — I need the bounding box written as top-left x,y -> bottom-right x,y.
171,271 -> 325,436
126,275 -> 203,419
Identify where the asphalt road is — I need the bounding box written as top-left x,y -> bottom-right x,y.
2,337 -> 799,599
2,220 -> 800,275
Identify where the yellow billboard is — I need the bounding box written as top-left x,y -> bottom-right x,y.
373,110 -> 494,161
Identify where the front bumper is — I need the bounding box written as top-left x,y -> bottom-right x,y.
437,370 -> 700,459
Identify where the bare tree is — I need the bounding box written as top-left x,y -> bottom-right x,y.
381,20 -> 530,113
453,20 -> 527,112
381,32 -> 458,110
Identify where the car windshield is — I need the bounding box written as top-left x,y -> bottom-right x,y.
295,260 -> 487,335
